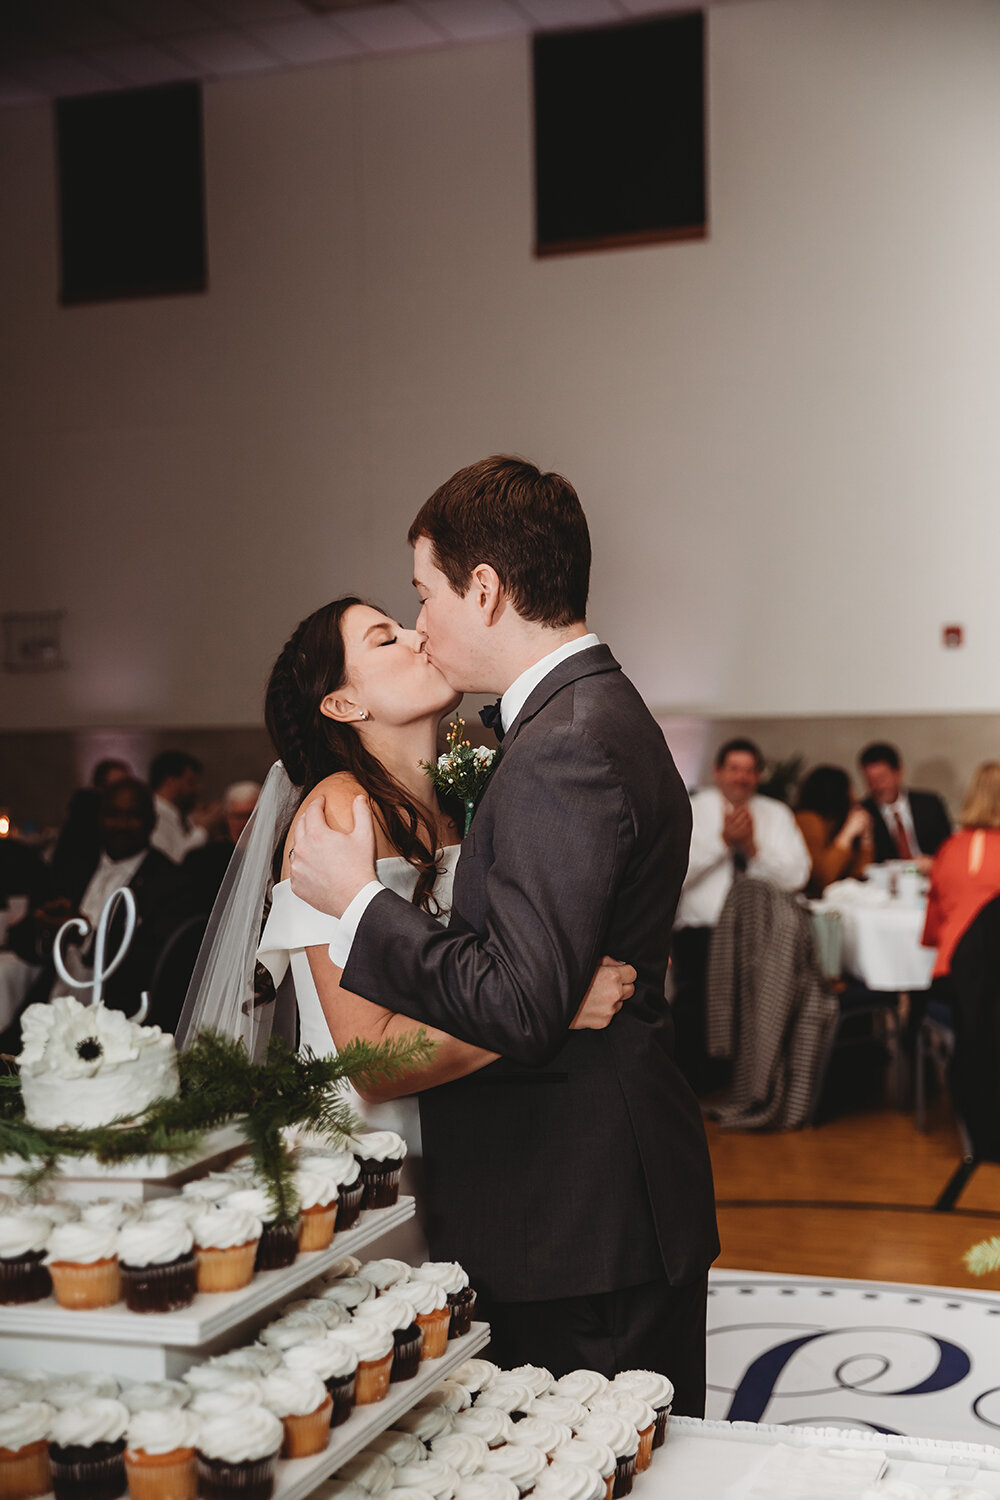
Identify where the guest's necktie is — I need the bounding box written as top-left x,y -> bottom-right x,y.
479,699 -> 505,742
892,811 -> 913,860
732,849 -> 748,876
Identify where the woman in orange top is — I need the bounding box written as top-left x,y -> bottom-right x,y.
794,765 -> 873,898
923,762 -> 1000,977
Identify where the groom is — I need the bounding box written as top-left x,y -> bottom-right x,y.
290,456 -> 718,1412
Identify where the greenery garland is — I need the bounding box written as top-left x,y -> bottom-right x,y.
0,1029 -> 434,1226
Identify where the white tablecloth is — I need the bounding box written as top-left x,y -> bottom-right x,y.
813,888 -> 936,992
0,951 -> 38,1030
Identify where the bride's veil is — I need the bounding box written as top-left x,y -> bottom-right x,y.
175,760 -> 302,1058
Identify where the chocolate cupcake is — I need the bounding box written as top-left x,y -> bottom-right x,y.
48,1397 -> 129,1500
354,1294 -> 423,1383
585,1397 -> 654,1475
117,1220 -> 196,1314
412,1264 -> 475,1339
574,1416 -> 636,1499
609,1372 -> 673,1450
284,1336 -> 358,1427
195,1409 -> 283,1500
223,1190 -> 298,1272
300,1152 -> 364,1231
0,1214 -> 53,1304
350,1131 -> 406,1210
0,1401 -> 54,1500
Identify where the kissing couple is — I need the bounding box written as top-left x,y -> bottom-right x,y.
185,455 -> 718,1411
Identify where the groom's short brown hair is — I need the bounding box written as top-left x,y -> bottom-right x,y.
408,456 -> 591,627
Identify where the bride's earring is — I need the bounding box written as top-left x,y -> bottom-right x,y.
358,710 -> 369,721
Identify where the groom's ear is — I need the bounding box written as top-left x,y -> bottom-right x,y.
319,691 -> 359,724
471,563 -> 503,626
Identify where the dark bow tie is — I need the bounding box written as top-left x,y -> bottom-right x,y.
479,698 -> 505,741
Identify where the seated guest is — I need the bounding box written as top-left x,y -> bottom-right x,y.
50,757 -> 131,890
859,741 -> 951,872
183,779 -> 262,914
672,737 -> 811,1092
150,750 -> 208,864
794,765 -> 873,897
922,762 -> 1000,979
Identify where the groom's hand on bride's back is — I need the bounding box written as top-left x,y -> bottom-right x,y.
288,793 -> 377,918
570,956 -> 636,1030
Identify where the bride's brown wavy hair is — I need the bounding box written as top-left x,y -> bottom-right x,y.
265,597 -> 442,914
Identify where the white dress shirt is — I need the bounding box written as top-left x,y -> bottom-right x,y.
674,786 -> 812,930
151,795 -> 207,865
876,793 -> 922,857
329,632 -> 600,967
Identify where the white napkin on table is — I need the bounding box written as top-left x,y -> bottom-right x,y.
747,1443 -> 888,1498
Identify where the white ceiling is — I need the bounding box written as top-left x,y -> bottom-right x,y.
0,0 -> 726,109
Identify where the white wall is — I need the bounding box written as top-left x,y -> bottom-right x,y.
3,0 -> 1000,731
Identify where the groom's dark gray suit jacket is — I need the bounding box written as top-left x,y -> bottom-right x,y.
341,644 -> 719,1303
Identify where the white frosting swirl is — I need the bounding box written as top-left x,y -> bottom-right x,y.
209,1348 -> 282,1378
575,1415 -> 637,1460
49,1398 -> 129,1448
475,1383 -> 534,1417
0,1377 -> 31,1412
141,1196 -> 201,1225
0,1402 -> 53,1450
224,1187 -> 285,1224
319,1276 -> 376,1308
392,1408 -> 456,1442
324,1254 -> 362,1277
534,1462 -> 603,1500
504,1418 -> 571,1455
357,1258 -> 411,1291
452,1360 -> 498,1394
336,1322 -> 394,1362
260,1313 -> 331,1350
190,1379 -> 265,1416
366,1431 -> 426,1466
528,1396 -> 586,1430
480,1444 -> 547,1490
260,1369 -> 328,1419
121,1381 -> 190,1413
351,1131 -> 406,1163
610,1371 -> 673,1410
127,1409 -> 200,1454
552,1373 -> 607,1405
337,1451 -> 396,1494
294,1167 -> 340,1210
408,1280 -> 448,1317
413,1262 -> 468,1295
182,1173 -> 246,1203
394,1460 -> 460,1500
300,1152 -> 360,1188
33,1202 -> 80,1227
429,1434 -> 489,1475
118,1218 -> 193,1266
191,1208 -> 262,1250
451,1408 -> 514,1447
387,1489 -> 436,1500
587,1394 -> 654,1433
505,1367 -> 553,1399
284,1335 -> 358,1381
551,1440 -> 616,1479
45,1221 -> 117,1265
417,1380 -> 472,1413
281,1298 -> 349,1330
0,1213 -> 52,1258
196,1407 -> 282,1464
355,1294 -> 417,1333
453,1478 -> 519,1500
46,1374 -> 120,1408
82,1200 -> 143,1231
184,1365 -> 255,1394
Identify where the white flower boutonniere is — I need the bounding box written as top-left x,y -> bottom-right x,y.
421,718 -> 501,834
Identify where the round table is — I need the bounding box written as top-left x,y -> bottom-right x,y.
812,890 -> 936,993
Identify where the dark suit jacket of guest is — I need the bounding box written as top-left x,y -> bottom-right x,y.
341,644 -> 719,1304
862,789 -> 952,864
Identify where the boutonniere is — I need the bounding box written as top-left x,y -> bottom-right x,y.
421,718 -> 501,834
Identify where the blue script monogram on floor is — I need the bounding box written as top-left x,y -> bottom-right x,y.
707,1271 -> 1000,1445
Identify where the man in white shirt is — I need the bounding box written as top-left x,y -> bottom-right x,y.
150,751 -> 208,864
672,737 -> 811,1093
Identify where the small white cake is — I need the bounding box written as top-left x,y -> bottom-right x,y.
18,997 -> 180,1130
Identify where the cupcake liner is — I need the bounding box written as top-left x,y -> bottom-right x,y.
353,1351 -> 393,1406
195,1240 -> 258,1294
415,1306 -> 451,1360
651,1407 -> 670,1450
121,1253 -> 197,1314
0,1438 -> 51,1500
279,1396 -> 332,1459
254,1224 -> 298,1273
195,1453 -> 276,1500
0,1252 -> 52,1306
358,1158 -> 402,1210
124,1447 -> 197,1500
50,1439 -> 126,1500
390,1323 -> 423,1383
611,1455 -> 635,1499
325,1373 -> 355,1428
297,1203 -> 337,1254
601,1478 -> 614,1500
49,1256 -> 121,1310
446,1287 -> 476,1340
333,1181 -> 364,1231
634,1425 -> 655,1474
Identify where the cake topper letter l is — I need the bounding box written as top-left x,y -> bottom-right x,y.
51,886 -> 151,1023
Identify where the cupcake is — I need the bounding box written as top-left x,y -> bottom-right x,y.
318,1276 -> 376,1312
117,1219 -> 196,1313
284,1336 -> 358,1427
120,1383 -> 190,1415
356,1258 -> 412,1295
224,1190 -> 298,1272
293,1167 -> 339,1253
534,1463 -> 604,1500
140,1199 -> 201,1227
279,1298 -> 350,1331
350,1131 -> 406,1210
354,1295 -> 423,1383
191,1208 -> 262,1293
323,1253 -> 362,1279
81,1200 -> 143,1232
0,1214 -> 53,1304
412,1264 -> 475,1340
390,1407 -> 456,1444
474,1384 -> 535,1422
44,1223 -> 120,1310
551,1374 -> 607,1407
549,1444 -> 615,1500
33,1202 -> 80,1228
479,1444 -> 547,1496
573,1417 -> 636,1499
259,1312 -> 331,1353
45,1375 -> 120,1409
336,1451 -> 395,1495
365,1431 -> 425,1467
502,1419 -> 572,1461
452,1361 -> 499,1397
407,1281 -> 451,1362
450,1409 -> 514,1449
0,1401 -> 54,1500
260,1370 -> 331,1458
205,1348 -> 283,1380
527,1397 -> 586,1433
195,1409 -> 283,1500
505,1369 -> 554,1400
48,1398 -> 129,1500
453,1480 -> 519,1500
609,1373 -> 673,1450
428,1434 -> 489,1477
417,1381 -> 472,1414
124,1409 -> 199,1500
302,1153 -> 364,1231
586,1398 -> 654,1475
180,1173 -> 246,1205
336,1323 -> 395,1405
189,1382 -> 265,1419
0,1379 -> 33,1413
393,1460 -> 459,1500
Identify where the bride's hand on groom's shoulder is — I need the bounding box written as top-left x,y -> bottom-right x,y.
571,956 -> 636,1031
288,793 -> 378,919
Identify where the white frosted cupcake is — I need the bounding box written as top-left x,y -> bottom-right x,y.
450,1408 -> 515,1449
336,1323 -> 394,1405
550,1440 -> 616,1500
407,1279 -> 452,1362
0,1379 -> 33,1413
117,1218 -> 196,1313
44,1223 -> 120,1310
284,1334 -> 358,1427
453,1479 -> 519,1500
280,1297 -> 350,1330
585,1397 -> 654,1474
318,1276 -> 376,1311
609,1372 -> 673,1450
0,1214 -> 53,1305
411,1264 -> 475,1340
302,1152 -> 364,1230
45,1374 -> 120,1409
32,1202 -> 79,1228
181,1173 -> 246,1205
355,1295 -> 424,1383
504,1369 -> 554,1401
320,1252 -> 362,1279
189,1380 -> 266,1418
206,1349 -> 282,1379
120,1382 -> 190,1414
350,1131 -> 407,1210
474,1384 -> 535,1421
48,1398 -> 129,1500
552,1374 -> 607,1406
195,1407 -> 283,1500
502,1419 -> 572,1460
393,1459 -> 459,1500
224,1188 -> 298,1272
81,1200 -> 143,1232
574,1416 -> 637,1499
191,1208 -> 262,1293
0,1401 -> 54,1500
259,1312 -> 331,1352
260,1370 -> 331,1458
391,1407 -> 456,1444
527,1397 -> 587,1433
428,1434 -> 489,1477
124,1408 -> 200,1500
416,1381 -> 472,1414
140,1197 -> 201,1226
479,1444 -> 547,1495
534,1462 -> 603,1500
357,1258 -> 412,1294
452,1361 -> 498,1396
364,1431 -> 425,1467
336,1451 -> 395,1495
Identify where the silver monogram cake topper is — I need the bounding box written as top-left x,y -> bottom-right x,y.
51,886 -> 151,1023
